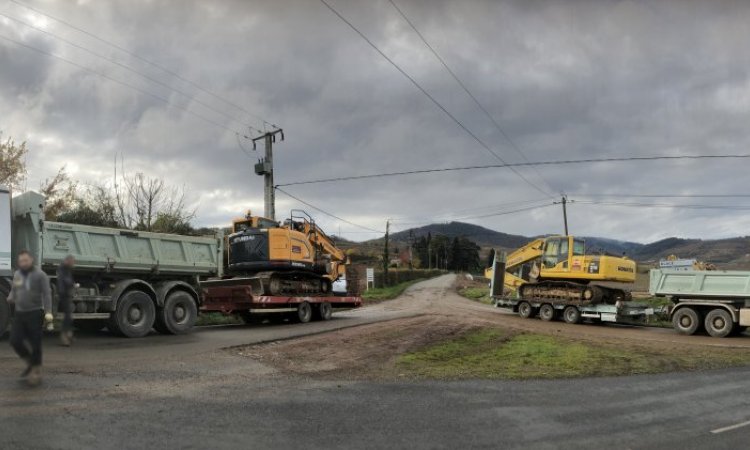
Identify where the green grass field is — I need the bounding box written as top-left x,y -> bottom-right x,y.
397,328 -> 750,380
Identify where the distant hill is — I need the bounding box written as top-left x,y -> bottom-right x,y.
632,237 -> 750,265
388,222 -> 530,248
359,221 -> 750,267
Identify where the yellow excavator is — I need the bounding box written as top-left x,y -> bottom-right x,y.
489,235 -> 636,304
225,210 -> 347,295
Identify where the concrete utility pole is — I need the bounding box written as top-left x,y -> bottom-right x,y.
554,195 -> 570,235
252,128 -> 284,221
383,220 -> 390,286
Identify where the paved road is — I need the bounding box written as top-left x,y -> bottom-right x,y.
2,275 -> 750,449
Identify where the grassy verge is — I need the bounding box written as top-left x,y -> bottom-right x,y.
362,279 -> 425,302
459,285 -> 492,304
196,312 -> 243,326
397,327 -> 750,380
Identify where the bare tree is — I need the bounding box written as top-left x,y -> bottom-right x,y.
0,134 -> 28,191
118,173 -> 196,233
40,166 -> 78,219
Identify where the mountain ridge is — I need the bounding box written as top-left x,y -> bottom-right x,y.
372,221 -> 750,265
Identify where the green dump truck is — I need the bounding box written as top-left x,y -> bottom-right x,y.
650,268 -> 750,338
0,188 -> 223,338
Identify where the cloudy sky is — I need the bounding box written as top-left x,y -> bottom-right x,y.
2,0 -> 750,243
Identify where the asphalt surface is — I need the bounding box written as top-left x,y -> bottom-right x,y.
2,275 -> 750,449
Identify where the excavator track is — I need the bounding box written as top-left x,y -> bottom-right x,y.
203,271 -> 332,296
519,281 -> 631,305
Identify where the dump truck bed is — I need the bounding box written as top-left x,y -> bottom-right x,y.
11,191 -> 222,278
649,269 -> 750,299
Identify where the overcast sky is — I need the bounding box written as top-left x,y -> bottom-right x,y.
2,0 -> 750,243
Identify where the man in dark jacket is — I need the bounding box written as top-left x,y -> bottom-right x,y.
7,250 -> 53,386
56,255 -> 76,346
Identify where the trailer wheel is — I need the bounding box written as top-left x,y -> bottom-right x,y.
672,307 -> 700,335
316,302 -> 333,321
0,289 -> 10,338
155,291 -> 197,335
539,304 -> 555,322
295,302 -> 312,323
518,302 -> 533,319
705,309 -> 734,338
563,306 -> 581,324
111,290 -> 156,338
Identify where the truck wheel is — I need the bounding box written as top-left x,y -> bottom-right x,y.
563,306 -> 581,324
0,290 -> 10,338
705,309 -> 734,338
155,291 -> 197,335
672,307 -> 700,335
296,302 -> 312,323
539,304 -> 555,322
316,302 -> 333,321
518,302 -> 533,319
112,290 -> 156,338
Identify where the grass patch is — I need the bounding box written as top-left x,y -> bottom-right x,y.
397,328 -> 750,380
363,279 -> 425,302
458,285 -> 491,304
196,312 -> 242,326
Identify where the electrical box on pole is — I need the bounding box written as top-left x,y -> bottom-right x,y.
252,128 -> 284,221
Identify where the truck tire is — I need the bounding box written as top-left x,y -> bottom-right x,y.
154,291 -> 197,335
672,307 -> 700,335
518,302 -> 533,319
0,290 -> 10,338
539,304 -> 555,322
705,309 -> 734,338
111,290 -> 156,338
563,306 -> 581,324
295,302 -> 312,323
315,302 -> 333,321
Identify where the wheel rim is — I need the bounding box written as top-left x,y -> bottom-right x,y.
713,317 -> 726,330
519,303 -> 530,317
128,305 -> 143,325
173,304 -> 186,323
680,315 -> 692,328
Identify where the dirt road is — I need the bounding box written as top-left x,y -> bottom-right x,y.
3,274 -> 750,449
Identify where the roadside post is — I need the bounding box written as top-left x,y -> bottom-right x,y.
489,251 -> 506,299
366,268 -> 374,290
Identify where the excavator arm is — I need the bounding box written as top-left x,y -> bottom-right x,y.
503,238 -> 545,291
303,222 -> 348,280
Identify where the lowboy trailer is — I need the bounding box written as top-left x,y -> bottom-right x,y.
201,281 -> 361,323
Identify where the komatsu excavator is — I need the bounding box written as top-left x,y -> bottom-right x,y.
224,210 -> 347,296
492,235 -> 636,304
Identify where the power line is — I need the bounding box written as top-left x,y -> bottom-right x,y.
8,0 -> 278,130
0,11 -> 263,135
573,200 -> 750,211
452,203 -> 555,220
275,187 -> 385,233
571,193 -> 750,199
276,153 -> 750,187
318,0 -> 553,198
387,0 -> 556,196
0,32 -> 246,139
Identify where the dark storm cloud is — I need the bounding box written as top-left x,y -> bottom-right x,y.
2,0 -> 750,242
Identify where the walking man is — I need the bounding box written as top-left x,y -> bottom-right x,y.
7,250 -> 53,386
57,255 -> 76,346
